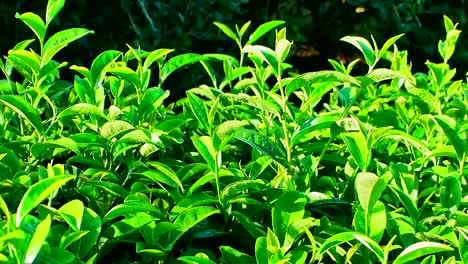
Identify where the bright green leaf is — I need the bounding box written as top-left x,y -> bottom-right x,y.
17,175 -> 74,226
393,242 -> 453,264
0,95 -> 43,132
25,215 -> 51,264
246,20 -> 285,45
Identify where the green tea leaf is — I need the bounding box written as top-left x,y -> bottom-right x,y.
275,38 -> 292,63
234,128 -> 285,162
367,68 -> 408,83
90,50 -> 122,87
440,176 -> 461,219
192,136 -> 217,172
170,194 -> 217,221
25,214 -> 51,264
15,12 -> 46,44
355,172 -> 388,217
100,120 -> 134,139
58,200 -> 84,231
291,116 -> 337,146
220,246 -> 255,264
352,233 -> 384,262
160,53 -> 207,84
434,115 -> 466,162
232,211 -> 266,239
343,132 -> 369,171
272,191 -> 307,245
0,146 -> 21,176
17,175 -> 74,225
178,256 -> 217,264
379,34 -> 404,58
315,232 -> 356,260
242,45 -> 279,76
44,28 -> 93,51
381,129 -> 431,156
43,28 -> 93,64
147,161 -> 184,191
0,95 -> 43,133
31,137 -> 80,158
246,20 -> 285,45
58,103 -> 107,120
72,207 -> 100,258
255,237 -> 269,264
393,242 -> 453,264
7,50 -> 40,80
222,93 -> 281,119
84,180 -> 128,198
46,0 -> 65,24
284,219 -> 316,252
341,36 -> 375,66
213,22 -> 239,43
459,229 -> 468,264
221,179 -> 265,205
368,201 -> 387,242
187,92 -> 210,131
103,202 -> 164,223
108,66 -> 141,88
392,187 -> 420,224
143,48 -> 174,71
266,228 -> 281,256
300,70 -> 359,86
213,120 -> 247,151
173,206 -> 220,234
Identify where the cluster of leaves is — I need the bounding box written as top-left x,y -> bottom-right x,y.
0,0 -> 467,263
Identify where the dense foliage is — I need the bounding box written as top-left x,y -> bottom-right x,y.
0,0 -> 467,263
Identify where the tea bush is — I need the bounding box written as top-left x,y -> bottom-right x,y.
0,0 -> 467,263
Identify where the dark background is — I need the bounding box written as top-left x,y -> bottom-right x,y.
2,0 -> 468,99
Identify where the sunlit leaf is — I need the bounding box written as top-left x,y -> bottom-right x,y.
213,22 -> 239,43
15,12 -> 46,44
440,176 -> 462,219
220,246 -> 255,264
25,215 -> 51,264
393,242 -> 453,264
246,20 -> 285,45
341,36 -> 375,66
272,191 -> 307,245
17,175 -> 75,225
